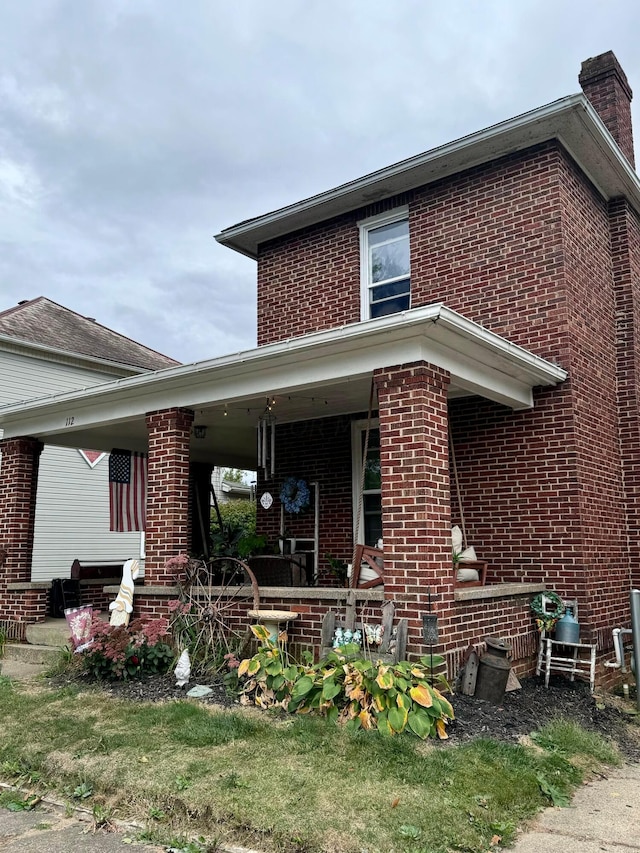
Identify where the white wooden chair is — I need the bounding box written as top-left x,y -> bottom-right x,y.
534,596 -> 597,693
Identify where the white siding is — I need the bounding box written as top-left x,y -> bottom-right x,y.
1,344 -> 144,581
0,349 -> 120,404
31,448 -> 143,582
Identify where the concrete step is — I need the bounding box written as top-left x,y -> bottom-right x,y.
0,658 -> 49,681
25,617 -> 71,648
3,642 -> 64,666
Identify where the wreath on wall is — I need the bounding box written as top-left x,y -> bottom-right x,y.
280,477 -> 311,514
530,591 -> 564,633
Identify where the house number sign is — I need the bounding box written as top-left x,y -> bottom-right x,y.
260,492 -> 273,510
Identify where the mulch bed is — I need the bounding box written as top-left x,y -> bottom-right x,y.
57,670 -> 640,761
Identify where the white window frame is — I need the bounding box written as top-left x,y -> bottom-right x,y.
358,206 -> 410,322
351,417 -> 381,546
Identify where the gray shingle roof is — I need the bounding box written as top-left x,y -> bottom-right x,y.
0,297 -> 179,371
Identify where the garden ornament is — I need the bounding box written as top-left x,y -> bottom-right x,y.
174,648 -> 191,688
108,558 -> 140,627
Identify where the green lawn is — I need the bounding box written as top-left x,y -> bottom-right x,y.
0,675 -> 624,853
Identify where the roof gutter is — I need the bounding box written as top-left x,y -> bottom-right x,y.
0,305 -> 567,432
215,93 -> 640,259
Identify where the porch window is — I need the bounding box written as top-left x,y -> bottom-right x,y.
352,420 -> 382,547
359,208 -> 410,321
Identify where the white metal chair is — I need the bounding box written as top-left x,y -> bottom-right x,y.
535,596 -> 597,693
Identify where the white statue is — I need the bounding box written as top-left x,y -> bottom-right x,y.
174,649 -> 191,688
109,559 -> 140,627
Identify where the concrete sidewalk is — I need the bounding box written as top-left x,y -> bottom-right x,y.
511,762 -> 640,852
0,802 -> 163,851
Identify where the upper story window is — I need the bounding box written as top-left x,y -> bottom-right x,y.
359,207 -> 410,320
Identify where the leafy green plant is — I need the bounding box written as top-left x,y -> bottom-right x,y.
174,774 -> 192,791
0,626 -> 6,658
237,625 -> 300,709
238,625 -> 454,739
79,616 -> 173,681
72,781 -> 93,799
325,554 -> 349,586
44,645 -> 77,677
536,772 -> 570,807
92,803 -> 114,830
0,791 -> 40,811
210,498 -> 259,557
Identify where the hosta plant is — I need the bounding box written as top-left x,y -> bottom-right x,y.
237,627 -> 454,739
237,625 -> 300,708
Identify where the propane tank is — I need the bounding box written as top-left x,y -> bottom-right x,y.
555,605 -> 580,644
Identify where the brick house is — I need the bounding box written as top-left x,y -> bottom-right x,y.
1,52 -> 639,685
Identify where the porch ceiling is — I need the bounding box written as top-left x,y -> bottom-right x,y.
0,304 -> 567,469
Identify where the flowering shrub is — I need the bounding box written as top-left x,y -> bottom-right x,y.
165,552 -> 198,584
79,616 -> 173,681
279,477 -> 310,514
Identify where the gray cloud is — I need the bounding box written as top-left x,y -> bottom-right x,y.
1,0 -> 640,362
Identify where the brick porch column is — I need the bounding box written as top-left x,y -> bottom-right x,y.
375,363 -> 451,656
0,437 -> 44,623
144,408 -> 194,585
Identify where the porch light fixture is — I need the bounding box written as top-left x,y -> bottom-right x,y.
193,425 -> 207,440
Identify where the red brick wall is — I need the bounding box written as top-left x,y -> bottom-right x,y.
254,139 -> 634,672
0,437 -> 43,626
145,408 -> 194,584
256,414 -> 354,584
257,193 -> 413,346
610,198 -> 640,591
558,155 -> 628,634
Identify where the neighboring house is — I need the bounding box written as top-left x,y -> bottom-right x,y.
211,467 -> 253,503
0,297 -> 178,583
2,52 -> 640,686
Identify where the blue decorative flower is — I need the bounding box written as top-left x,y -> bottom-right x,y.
280,477 -> 310,514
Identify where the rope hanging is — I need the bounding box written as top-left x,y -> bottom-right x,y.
448,421 -> 467,550
352,378 -> 376,570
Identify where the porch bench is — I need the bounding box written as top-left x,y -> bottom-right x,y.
246,555 -> 307,587
70,559 -> 123,582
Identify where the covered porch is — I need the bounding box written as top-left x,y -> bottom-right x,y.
0,304 -> 566,675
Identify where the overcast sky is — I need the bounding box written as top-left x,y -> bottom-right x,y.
2,1 -> 640,364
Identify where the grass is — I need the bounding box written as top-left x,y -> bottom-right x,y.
0,677 -> 627,853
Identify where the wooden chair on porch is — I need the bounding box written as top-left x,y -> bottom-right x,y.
349,544 -> 385,588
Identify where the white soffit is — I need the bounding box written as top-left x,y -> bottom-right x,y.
0,305 -> 566,441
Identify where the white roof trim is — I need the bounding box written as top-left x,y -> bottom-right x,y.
0,305 -> 566,441
0,332 -> 149,378
216,94 -> 640,259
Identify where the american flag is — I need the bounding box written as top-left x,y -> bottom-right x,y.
108,449 -> 147,532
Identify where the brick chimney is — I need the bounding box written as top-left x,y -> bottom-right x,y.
579,51 -> 635,168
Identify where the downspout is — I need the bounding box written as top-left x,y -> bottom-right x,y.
631,589 -> 640,711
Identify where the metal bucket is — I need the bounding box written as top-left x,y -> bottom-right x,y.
474,637 -> 512,704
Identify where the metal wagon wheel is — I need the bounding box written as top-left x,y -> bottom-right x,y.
180,557 -> 260,673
